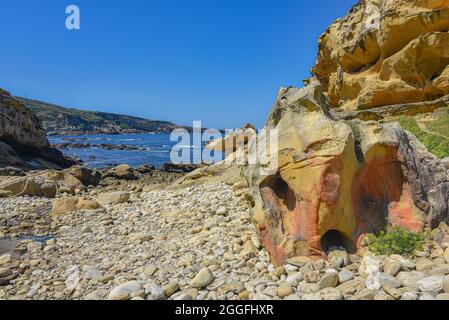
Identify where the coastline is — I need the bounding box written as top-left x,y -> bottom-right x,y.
1,168 -> 449,300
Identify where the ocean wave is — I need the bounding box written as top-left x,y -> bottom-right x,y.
175,145 -> 201,149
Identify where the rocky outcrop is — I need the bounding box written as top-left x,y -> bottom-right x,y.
240,0 -> 449,266
0,167 -> 100,198
245,82 -> 449,265
65,166 -> 102,186
160,163 -> 200,174
312,0 -> 449,111
0,89 -> 75,169
206,124 -> 257,153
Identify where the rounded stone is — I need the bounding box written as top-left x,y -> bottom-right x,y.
191,268 -> 214,289
436,293 -> 449,300
319,288 -> 343,300
108,281 -> 143,300
277,282 -> 294,298
417,276 -> 444,293
338,270 -> 354,284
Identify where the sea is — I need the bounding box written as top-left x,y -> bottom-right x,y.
49,133 -> 221,169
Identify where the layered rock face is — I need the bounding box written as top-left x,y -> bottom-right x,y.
0,89 -> 74,169
312,0 -> 449,111
246,82 -> 449,265
243,0 -> 449,265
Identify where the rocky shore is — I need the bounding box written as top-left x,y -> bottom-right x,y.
1,171 -> 449,300
2,0 -> 449,302
54,142 -> 147,151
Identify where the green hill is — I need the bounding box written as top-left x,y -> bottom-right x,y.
18,97 -> 179,136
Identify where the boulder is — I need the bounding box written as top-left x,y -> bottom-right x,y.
0,170 -> 87,198
75,198 -> 101,211
383,257 -> 402,277
161,163 -> 199,173
108,281 -> 143,300
0,175 -> 58,198
65,166 -> 101,186
318,272 -> 339,290
136,164 -> 155,174
41,183 -> 57,198
191,268 -> 214,289
97,191 -> 130,205
163,281 -> 180,297
205,123 -> 256,153
51,197 -> 79,215
417,276 -> 444,293
102,164 -> 139,180
52,197 -> 101,215
416,258 -> 435,272
245,82 -> 449,265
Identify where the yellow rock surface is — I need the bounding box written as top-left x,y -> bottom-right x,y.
312,0 -> 449,111
245,82 -> 446,265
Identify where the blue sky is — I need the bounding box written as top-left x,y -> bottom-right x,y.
0,0 -> 356,128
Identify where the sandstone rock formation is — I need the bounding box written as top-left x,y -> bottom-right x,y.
240,0 -> 449,266
206,124 -> 257,154
0,167 -> 101,198
0,88 -> 75,169
312,0 -> 449,111
245,82 -> 449,265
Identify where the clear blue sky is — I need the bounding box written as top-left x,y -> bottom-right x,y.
0,0 -> 356,129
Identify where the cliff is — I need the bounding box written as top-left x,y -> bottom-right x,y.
312,0 -> 449,111
0,89 -> 75,170
242,0 -> 449,264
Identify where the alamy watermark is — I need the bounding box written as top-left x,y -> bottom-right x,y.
66,5 -> 80,30
170,121 -> 279,176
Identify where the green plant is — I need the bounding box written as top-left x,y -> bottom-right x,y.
397,115 -> 449,158
366,226 -> 427,257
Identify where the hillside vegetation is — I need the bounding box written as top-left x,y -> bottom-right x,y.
394,108 -> 449,159
19,97 -> 179,136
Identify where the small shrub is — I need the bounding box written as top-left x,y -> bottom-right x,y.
366,226 -> 427,257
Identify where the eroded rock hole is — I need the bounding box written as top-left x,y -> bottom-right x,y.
352,146 -> 407,236
260,174 -> 297,228
273,177 -> 296,211
320,230 -> 355,254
